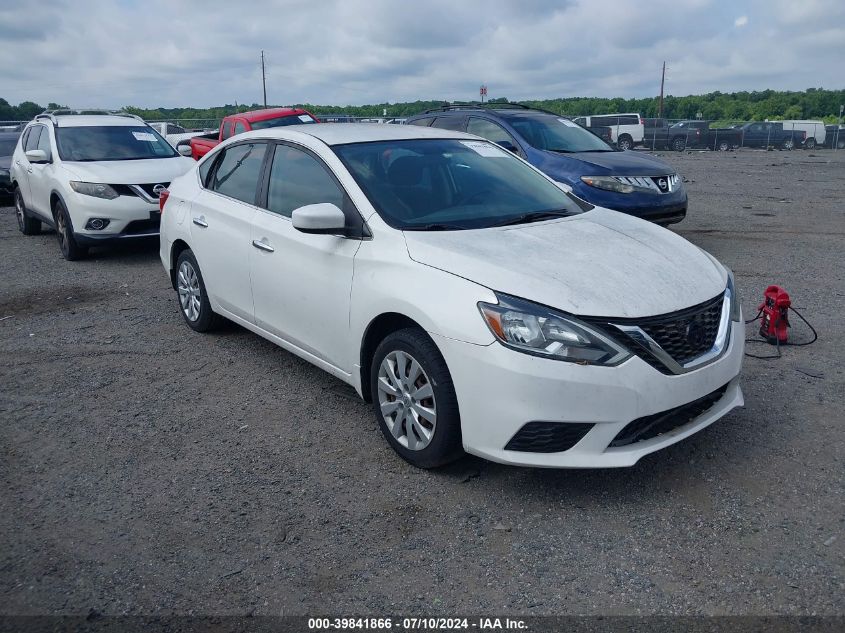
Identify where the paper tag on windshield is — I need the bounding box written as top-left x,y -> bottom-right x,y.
460,140 -> 508,157
132,131 -> 158,142
298,115 -> 314,123
557,118 -> 578,128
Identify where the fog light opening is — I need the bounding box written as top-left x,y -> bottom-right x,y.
85,218 -> 110,230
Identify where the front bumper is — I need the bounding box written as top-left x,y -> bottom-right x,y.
572,183 -> 687,225
68,192 -> 161,245
431,323 -> 744,468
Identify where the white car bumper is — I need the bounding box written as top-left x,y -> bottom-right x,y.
432,323 -> 744,468
69,192 -> 161,242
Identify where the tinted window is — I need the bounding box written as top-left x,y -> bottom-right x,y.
266,145 -> 344,218
55,126 -> 177,161
251,114 -> 316,130
234,121 -> 247,135
36,126 -> 52,157
25,126 -> 42,151
507,115 -> 613,152
333,139 -> 584,231
209,142 -> 266,205
407,118 -> 434,127
221,121 -> 234,140
431,116 -> 466,131
198,154 -> 216,187
467,118 -> 514,147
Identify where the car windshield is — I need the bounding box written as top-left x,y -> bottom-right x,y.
333,139 -> 587,231
506,115 -> 614,153
56,126 -> 177,161
0,139 -> 17,156
250,114 -> 317,130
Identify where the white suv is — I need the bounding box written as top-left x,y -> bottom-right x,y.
573,113 -> 645,150
11,111 -> 193,260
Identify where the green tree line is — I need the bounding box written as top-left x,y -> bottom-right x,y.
3,89 -> 843,124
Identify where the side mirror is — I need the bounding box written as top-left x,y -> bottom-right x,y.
496,140 -> 518,154
291,203 -> 346,235
25,149 -> 49,163
177,144 -> 193,157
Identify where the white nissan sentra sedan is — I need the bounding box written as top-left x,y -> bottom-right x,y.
159,124 -> 743,469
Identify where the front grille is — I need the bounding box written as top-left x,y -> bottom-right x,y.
135,182 -> 170,198
638,294 -> 724,364
613,173 -> 679,193
505,422 -> 594,453
123,217 -> 160,235
610,383 -> 729,447
111,183 -> 170,199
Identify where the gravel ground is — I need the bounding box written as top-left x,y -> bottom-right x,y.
0,148 -> 843,617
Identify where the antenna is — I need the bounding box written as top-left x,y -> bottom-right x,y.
659,61 -> 666,118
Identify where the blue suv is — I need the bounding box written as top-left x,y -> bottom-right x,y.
406,104 -> 687,225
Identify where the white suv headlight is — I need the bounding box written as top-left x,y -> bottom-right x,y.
478,294 -> 632,366
70,181 -> 119,200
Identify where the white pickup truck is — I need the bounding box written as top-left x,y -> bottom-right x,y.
146,122 -> 211,149
573,113 -> 645,150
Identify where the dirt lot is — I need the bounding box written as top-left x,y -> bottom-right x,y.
1,149 -> 843,617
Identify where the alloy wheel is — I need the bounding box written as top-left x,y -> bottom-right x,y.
377,350 -> 437,451
15,192 -> 25,231
177,260 -> 202,322
56,207 -> 69,253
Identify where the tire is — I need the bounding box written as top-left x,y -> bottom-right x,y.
804,138 -> 816,150
370,328 -> 463,469
671,136 -> 687,152
15,188 -> 41,235
838,139 -> 845,150
617,135 -> 633,151
54,198 -> 88,261
175,249 -> 221,332
781,138 -> 794,151
717,140 -> 730,152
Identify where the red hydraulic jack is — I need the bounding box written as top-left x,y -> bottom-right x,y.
758,285 -> 791,344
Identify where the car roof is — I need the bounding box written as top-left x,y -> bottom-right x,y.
232,107 -> 311,123
37,115 -> 147,128
237,122 -> 478,146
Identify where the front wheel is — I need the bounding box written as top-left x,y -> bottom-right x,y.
370,328 -> 463,468
717,140 -> 730,151
15,189 -> 41,235
175,249 -> 221,332
617,135 -> 633,151
672,136 -> 687,152
54,199 -> 87,261
781,138 -> 794,151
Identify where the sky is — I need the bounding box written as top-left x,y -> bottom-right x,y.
1,0 -> 843,109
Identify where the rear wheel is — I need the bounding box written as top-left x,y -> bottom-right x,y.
617,134 -> 633,151
717,140 -> 730,151
804,138 -> 816,150
370,328 -> 463,468
175,249 -> 221,332
15,189 -> 41,235
54,199 -> 87,261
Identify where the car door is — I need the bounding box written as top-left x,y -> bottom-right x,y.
249,142 -> 362,369
189,141 -> 267,323
14,125 -> 40,210
27,123 -> 56,218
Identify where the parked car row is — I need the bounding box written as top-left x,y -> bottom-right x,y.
9,109 -> 745,470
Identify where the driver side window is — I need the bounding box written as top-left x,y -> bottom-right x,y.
467,118 -> 517,151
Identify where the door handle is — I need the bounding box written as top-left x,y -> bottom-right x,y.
252,239 -> 274,253
27,167 -> 33,174
15,160 -> 21,166
192,216 -> 208,228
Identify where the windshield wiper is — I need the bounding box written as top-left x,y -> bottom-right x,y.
487,210 -> 573,228
403,223 -> 472,231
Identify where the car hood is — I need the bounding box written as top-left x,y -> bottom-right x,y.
403,208 -> 726,318
540,149 -> 676,176
60,157 -> 194,184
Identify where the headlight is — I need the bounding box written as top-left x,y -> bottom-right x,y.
69,181 -> 119,200
580,175 -> 635,194
726,268 -> 741,322
478,294 -> 632,366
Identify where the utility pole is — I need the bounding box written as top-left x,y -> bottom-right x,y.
261,50 -> 267,109
658,61 -> 666,118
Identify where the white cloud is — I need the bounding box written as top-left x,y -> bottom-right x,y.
0,0 -> 842,110
734,15 -> 749,27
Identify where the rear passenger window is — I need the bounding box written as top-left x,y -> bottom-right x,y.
209,142 -> 266,205
198,154 -> 216,187
431,117 -> 466,131
234,121 -> 247,135
408,118 -> 434,127
266,145 -> 344,218
221,121 -> 234,140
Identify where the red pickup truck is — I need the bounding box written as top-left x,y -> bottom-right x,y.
186,107 -> 319,160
